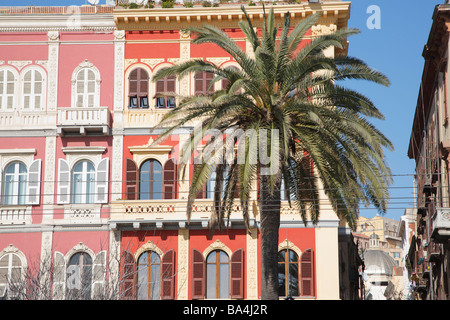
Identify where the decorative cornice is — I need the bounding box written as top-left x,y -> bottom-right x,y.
61,146 -> 106,154
203,239 -> 232,258
0,14 -> 115,33
113,2 -> 351,31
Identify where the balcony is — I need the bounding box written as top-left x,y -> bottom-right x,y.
0,206 -> 32,225
109,198 -> 316,231
110,198 -> 257,230
0,110 -> 56,130
57,107 -> 111,136
431,208 -> 450,243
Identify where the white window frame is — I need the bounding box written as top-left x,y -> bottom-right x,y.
71,59 -> 101,108
0,67 -> 19,112
57,148 -> 109,205
3,161 -> 28,206
0,149 -> 41,207
21,66 -> 46,111
0,244 -> 27,299
71,160 -> 96,204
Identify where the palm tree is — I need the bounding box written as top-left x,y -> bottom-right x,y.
151,6 -> 392,300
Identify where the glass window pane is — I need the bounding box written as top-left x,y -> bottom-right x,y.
7,71 -> 14,82
288,263 -> 299,296
152,161 -> 162,200
278,262 -> 286,296
77,70 -> 85,81
35,71 -> 42,82
87,70 -> 95,81
23,82 -> 31,94
150,263 -> 160,300
35,81 -> 42,94
220,251 -> 229,263
206,264 -> 216,299
220,263 -> 229,299
6,82 -> 14,94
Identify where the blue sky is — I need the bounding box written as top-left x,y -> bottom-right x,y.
346,0 -> 442,221
0,0 -> 443,221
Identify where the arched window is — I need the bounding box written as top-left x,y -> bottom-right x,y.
3,162 -> 27,205
155,71 -> 176,108
22,69 -> 44,110
0,69 -> 16,111
206,250 -> 229,299
0,252 -> 24,298
137,251 -> 161,300
75,68 -> 96,108
139,159 -> 162,200
72,160 -> 95,204
194,71 -> 214,95
128,68 -> 149,109
66,252 -> 93,300
278,249 -> 299,297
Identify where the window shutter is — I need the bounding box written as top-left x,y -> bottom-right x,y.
138,69 -> 149,96
301,249 -> 314,297
161,249 -> 176,300
156,79 -> 165,93
163,158 -> 177,200
92,251 -> 107,299
193,164 -> 206,199
128,69 -> 138,97
166,76 -> 175,93
121,251 -> 136,300
194,72 -> 203,95
206,72 -> 214,93
125,158 -> 138,200
191,249 -> 205,299
27,159 -> 41,205
57,159 -> 71,204
230,248 -> 244,299
95,158 -> 109,204
52,251 -> 66,300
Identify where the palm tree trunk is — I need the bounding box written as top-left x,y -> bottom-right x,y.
259,173 -> 281,300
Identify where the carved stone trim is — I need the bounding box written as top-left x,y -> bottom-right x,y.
203,239 -> 232,258
278,239 -> 302,257
311,24 -> 337,36
177,228 -> 189,300
206,57 -> 230,67
8,60 -> 32,70
140,58 -> 165,69
65,242 -> 95,263
134,241 -> 164,261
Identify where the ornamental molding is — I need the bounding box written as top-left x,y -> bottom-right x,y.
35,60 -> 49,69
47,30 -> 60,41
206,57 -> 230,67
8,60 -> 32,70
2,244 -> 20,254
124,58 -> 138,70
114,29 -> 125,41
65,242 -> 95,262
140,58 -> 165,69
113,3 -> 350,31
278,239 -> 302,257
203,239 -> 232,258
134,241 -> 164,261
311,24 -> 337,36
61,146 -> 106,154
0,15 -> 115,33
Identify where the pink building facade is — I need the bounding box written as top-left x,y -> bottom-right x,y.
0,2 -> 358,301
0,6 -> 121,299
